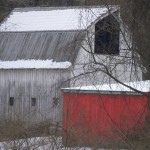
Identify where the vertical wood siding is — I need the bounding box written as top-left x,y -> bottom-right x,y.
0,69 -> 70,125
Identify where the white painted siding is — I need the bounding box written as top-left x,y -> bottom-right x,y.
71,17 -> 142,87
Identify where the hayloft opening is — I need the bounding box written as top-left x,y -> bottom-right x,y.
9,97 -> 14,106
95,14 -> 119,55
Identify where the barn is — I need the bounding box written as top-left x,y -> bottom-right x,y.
62,80 -> 150,146
0,6 -> 142,125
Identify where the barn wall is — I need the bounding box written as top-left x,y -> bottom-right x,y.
71,17 -> 142,87
62,91 -> 149,145
0,69 -> 70,125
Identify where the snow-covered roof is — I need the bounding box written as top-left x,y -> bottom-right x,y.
0,6 -> 117,32
63,80 -> 150,93
0,60 -> 71,69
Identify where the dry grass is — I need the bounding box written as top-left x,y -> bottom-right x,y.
0,120 -> 61,142
0,118 -> 149,149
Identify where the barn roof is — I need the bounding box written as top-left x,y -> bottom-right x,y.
0,31 -> 85,63
63,80 -> 150,93
0,6 -> 117,64
0,6 -> 116,32
0,59 -> 71,69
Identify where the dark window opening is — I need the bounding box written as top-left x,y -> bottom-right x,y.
95,14 -> 120,55
53,97 -> 59,107
31,98 -> 36,106
9,97 -> 14,106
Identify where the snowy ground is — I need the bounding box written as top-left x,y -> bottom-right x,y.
0,136 -> 124,150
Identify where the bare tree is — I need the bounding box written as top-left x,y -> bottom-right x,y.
0,1 -> 149,149
80,0 -> 150,80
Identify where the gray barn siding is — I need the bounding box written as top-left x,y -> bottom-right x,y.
0,69 -> 70,125
0,30 -> 85,125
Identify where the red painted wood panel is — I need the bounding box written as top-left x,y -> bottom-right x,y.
62,92 -> 149,145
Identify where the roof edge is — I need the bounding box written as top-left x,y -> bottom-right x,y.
61,89 -> 144,95
0,29 -> 86,34
13,5 -> 119,12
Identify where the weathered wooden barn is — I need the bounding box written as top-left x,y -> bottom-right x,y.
62,80 -> 150,146
0,30 -> 84,124
0,6 -> 142,124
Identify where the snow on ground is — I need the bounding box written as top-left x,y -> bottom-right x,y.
0,60 -> 71,69
63,80 -> 150,92
0,136 -> 62,150
0,6 -> 117,31
0,136 -> 124,150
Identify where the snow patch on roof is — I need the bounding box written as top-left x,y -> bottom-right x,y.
0,60 -> 71,69
63,80 -> 150,92
0,7 -> 113,31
